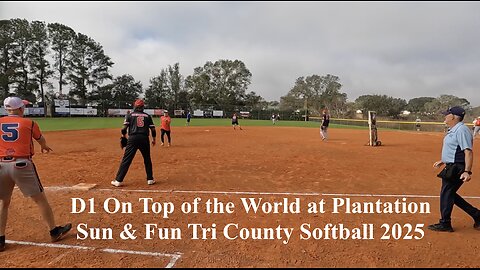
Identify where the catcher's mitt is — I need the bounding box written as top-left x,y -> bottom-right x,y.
120,137 -> 128,149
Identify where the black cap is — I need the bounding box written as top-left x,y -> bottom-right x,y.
442,106 -> 465,118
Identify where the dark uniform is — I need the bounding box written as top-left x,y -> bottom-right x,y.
186,111 -> 191,126
320,110 -> 330,140
113,102 -> 156,185
232,114 -> 239,125
321,113 -> 330,128
231,113 -> 242,130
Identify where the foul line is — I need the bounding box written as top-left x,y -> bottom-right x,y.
44,186 -> 480,199
5,240 -> 182,268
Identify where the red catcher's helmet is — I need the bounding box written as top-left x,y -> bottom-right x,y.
134,99 -> 144,107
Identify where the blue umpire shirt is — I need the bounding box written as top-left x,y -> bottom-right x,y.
441,122 -> 473,164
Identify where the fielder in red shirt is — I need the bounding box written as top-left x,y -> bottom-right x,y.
160,110 -> 172,146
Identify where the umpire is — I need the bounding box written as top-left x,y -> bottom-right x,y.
430,106 -> 480,232
111,99 -> 157,187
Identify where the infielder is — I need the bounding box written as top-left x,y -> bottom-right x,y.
271,113 -> 277,125
232,113 -> 243,130
160,110 -> 172,146
320,109 -> 330,141
112,99 -> 156,187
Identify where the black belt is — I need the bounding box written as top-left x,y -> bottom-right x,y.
0,156 -> 31,162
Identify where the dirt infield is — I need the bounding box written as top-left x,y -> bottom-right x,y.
1,126 -> 480,267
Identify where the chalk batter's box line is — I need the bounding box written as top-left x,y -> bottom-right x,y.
5,240 -> 182,268
44,186 -> 480,199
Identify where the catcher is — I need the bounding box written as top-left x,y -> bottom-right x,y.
112,99 -> 157,187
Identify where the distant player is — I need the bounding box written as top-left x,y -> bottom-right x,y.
473,116 -> 480,138
232,113 -> 243,130
160,110 -> 172,146
111,99 -> 156,187
271,113 -> 277,125
186,111 -> 191,126
415,117 -> 421,131
320,108 -> 330,141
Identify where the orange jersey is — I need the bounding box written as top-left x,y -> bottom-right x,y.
160,116 -> 171,131
0,116 -> 42,157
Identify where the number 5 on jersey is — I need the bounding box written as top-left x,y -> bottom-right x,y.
1,123 -> 20,142
137,116 -> 145,127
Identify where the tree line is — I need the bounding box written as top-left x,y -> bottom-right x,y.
0,19 -> 267,114
278,74 -> 473,120
1,19 -> 473,119
1,19 -> 113,106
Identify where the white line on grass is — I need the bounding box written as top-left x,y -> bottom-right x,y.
5,240 -> 182,268
44,186 -> 480,199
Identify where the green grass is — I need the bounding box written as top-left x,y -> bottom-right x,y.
32,117 -> 124,131
29,117 -> 369,132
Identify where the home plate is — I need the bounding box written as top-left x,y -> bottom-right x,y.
71,183 -> 97,191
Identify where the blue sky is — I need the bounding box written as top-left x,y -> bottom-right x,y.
2,1 -> 480,106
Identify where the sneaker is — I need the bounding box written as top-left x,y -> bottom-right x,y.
147,180 -> 156,185
0,235 -> 5,252
111,180 -> 123,187
167,143 -> 171,147
50,223 -> 72,242
161,143 -> 164,146
427,223 -> 454,232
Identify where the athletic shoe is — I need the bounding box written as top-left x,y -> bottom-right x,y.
427,223 -> 454,232
167,143 -> 171,147
0,235 -> 5,252
147,180 -> 156,185
50,223 -> 72,242
161,143 -> 164,146
111,180 -> 123,187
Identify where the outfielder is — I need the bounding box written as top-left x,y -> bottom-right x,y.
0,97 -> 71,252
320,109 -> 330,141
111,99 -> 157,187
415,117 -> 421,131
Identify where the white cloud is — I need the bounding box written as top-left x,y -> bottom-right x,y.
2,1 -> 480,105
